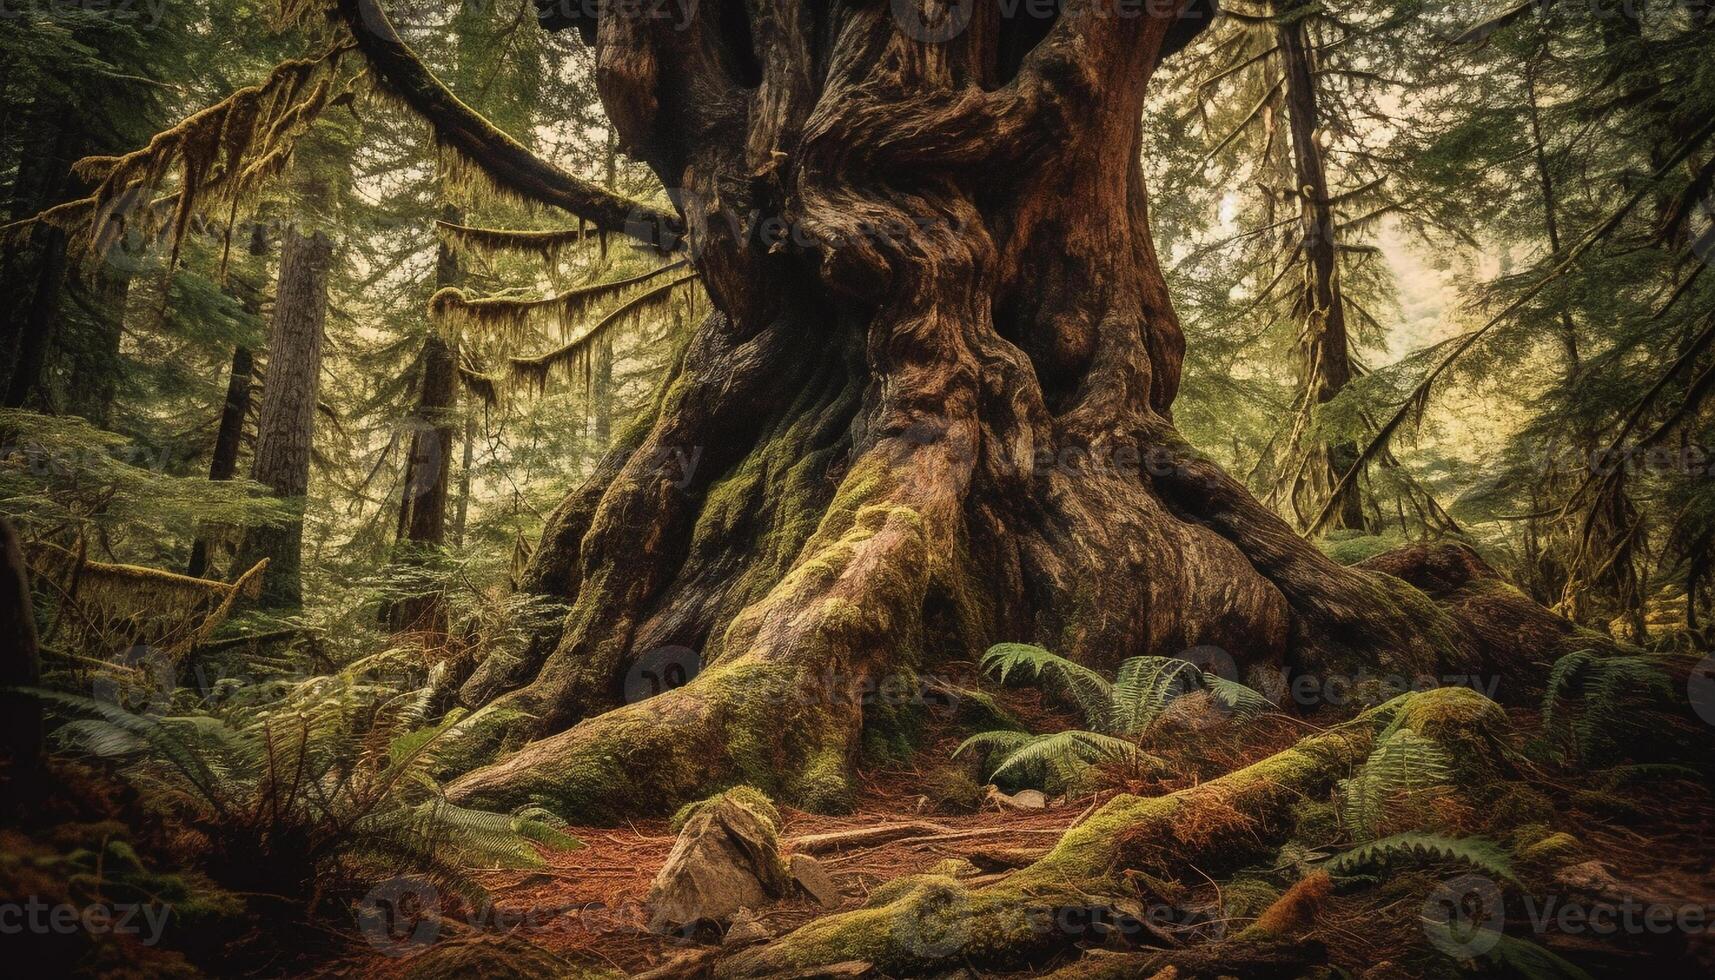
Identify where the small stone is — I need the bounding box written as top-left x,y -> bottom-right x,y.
790,852 -> 842,907
985,785 -> 1048,810
722,908 -> 774,947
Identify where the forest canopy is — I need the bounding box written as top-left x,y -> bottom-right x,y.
1,0 -> 1713,977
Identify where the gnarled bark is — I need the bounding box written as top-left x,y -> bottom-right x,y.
414,1 -> 1595,819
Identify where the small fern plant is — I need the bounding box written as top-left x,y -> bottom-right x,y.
1337,726 -> 1457,841
32,651 -> 575,914
1540,649 -> 1688,768
954,644 -> 1275,791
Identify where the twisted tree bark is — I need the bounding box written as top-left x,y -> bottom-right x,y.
398,0 -> 1600,819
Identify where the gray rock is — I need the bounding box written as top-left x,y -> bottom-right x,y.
646,791 -> 790,933
722,908 -> 774,947
790,852 -> 842,907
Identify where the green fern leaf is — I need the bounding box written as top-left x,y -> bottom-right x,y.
1328,832 -> 1516,882
980,644 -> 1115,730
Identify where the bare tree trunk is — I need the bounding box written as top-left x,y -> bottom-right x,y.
234,225 -> 332,608
189,225 -> 269,579
1276,2 -> 1363,531
387,205 -> 461,631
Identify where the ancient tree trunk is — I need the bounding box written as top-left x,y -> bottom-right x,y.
234,226 -> 332,608
1276,2 -> 1363,531
427,0 -> 1591,819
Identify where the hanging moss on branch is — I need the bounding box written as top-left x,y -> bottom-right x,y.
27,542 -> 268,659
292,0 -> 680,241
434,220 -> 594,267
428,261 -> 690,345
507,272 -> 699,391
2,46 -> 354,272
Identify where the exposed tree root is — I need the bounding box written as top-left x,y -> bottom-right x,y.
713,689 -> 1488,977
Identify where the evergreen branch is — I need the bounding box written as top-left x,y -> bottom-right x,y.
326,0 -> 680,244
1307,111 -> 1715,536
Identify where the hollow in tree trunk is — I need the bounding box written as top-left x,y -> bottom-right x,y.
414,0 -> 1598,819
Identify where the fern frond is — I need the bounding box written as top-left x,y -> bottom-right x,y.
1109,657 -> 1275,735
988,731 -> 1152,787
1338,728 -> 1455,840
980,643 -> 1114,731
1541,650 -> 1678,767
952,729 -> 1036,763
1112,657 -> 1204,735
1328,832 -> 1516,882
1204,674 -> 1277,719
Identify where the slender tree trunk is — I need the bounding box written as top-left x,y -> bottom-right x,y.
234,225 -> 332,608
188,225 -> 268,578
1276,2 -> 1363,531
425,0 -> 1590,822
453,413 -> 475,548
186,347 -> 255,578
387,205 -> 461,631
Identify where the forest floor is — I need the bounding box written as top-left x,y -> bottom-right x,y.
331,764 -> 1715,979
328,691 -> 1715,979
